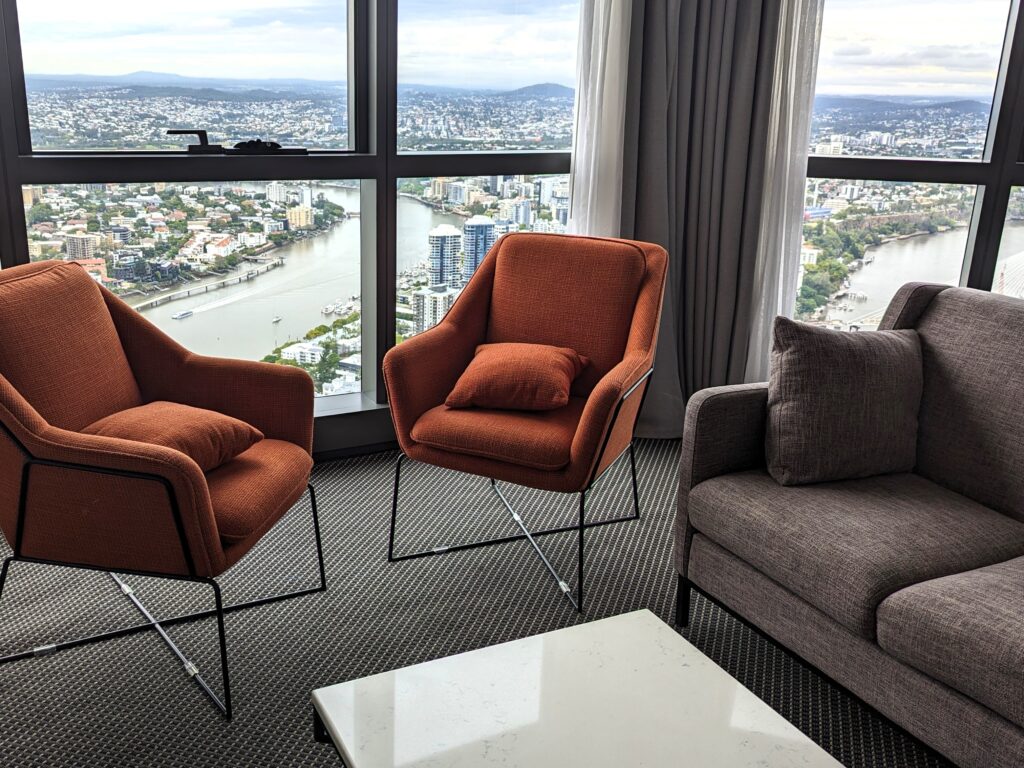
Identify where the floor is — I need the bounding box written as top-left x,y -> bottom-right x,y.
0,440 -> 948,767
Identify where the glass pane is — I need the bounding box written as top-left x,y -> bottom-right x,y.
23,181 -> 363,396
397,1 -> 579,151
993,186 -> 1024,298
798,179 -> 975,328
18,2 -> 349,150
396,174 -> 570,340
811,0 -> 1010,159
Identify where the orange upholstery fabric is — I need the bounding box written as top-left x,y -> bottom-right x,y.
487,235 -> 647,394
384,233 -> 668,493
0,260 -> 315,579
413,398 -> 587,471
207,439 -> 312,547
445,343 -> 589,411
0,262 -> 142,431
82,401 -> 264,473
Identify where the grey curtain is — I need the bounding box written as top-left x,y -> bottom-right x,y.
621,0 -> 781,438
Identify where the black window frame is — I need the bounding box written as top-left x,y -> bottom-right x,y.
0,0 -> 572,447
806,0 -> 1024,293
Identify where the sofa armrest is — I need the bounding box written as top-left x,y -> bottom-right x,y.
0,386 -> 224,577
676,383 -> 768,575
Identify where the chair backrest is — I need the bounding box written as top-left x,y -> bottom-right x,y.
0,261 -> 142,431
881,283 -> 1024,522
484,233 -> 652,393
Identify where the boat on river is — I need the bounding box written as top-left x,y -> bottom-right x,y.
171,310 -> 193,320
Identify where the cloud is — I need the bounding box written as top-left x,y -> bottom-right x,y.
834,44 -> 872,57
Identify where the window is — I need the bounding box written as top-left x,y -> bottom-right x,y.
0,1 -> 578,441
17,1 -> 351,151
395,174 -> 569,340
804,0 -> 1024,323
25,180 -> 364,396
811,0 -> 1010,159
397,1 -> 579,152
799,180 -> 975,326
993,186 -> 1024,298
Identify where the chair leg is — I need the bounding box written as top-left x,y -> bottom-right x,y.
676,574 -> 691,628
577,491 -> 586,614
387,455 -> 405,562
0,482 -> 325,720
628,442 -> 641,518
0,556 -> 12,606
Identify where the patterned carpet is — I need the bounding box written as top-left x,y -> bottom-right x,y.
0,440 -> 948,767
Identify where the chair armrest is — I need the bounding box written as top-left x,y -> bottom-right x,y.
571,354 -> 653,485
0,390 -> 224,577
383,321 -> 479,450
676,382 -> 768,575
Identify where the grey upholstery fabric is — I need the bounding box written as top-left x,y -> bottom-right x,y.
878,556 -> 1024,730
620,0 -> 782,438
878,282 -> 951,331
687,469 -> 1024,638
675,383 -> 768,574
908,288 -> 1024,522
766,317 -> 922,485
688,534 -> 1024,768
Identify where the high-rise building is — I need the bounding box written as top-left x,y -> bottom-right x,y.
538,177 -> 559,207
266,182 -> 289,204
462,215 -> 497,284
65,232 -> 100,260
287,206 -> 315,230
428,224 -> 462,287
412,283 -> 460,334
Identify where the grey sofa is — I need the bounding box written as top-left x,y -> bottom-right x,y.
675,283 -> 1024,768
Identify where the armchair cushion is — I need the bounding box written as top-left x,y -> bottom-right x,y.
208,439 -> 313,546
411,398 -> 587,471
766,317 -> 922,485
82,401 -> 264,473
445,343 -> 589,411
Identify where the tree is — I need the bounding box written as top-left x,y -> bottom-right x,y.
312,337 -> 342,391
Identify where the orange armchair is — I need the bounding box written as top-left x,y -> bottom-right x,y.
383,233 -> 667,611
0,261 -> 325,719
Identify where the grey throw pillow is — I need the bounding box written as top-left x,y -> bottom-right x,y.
766,316 -> 923,486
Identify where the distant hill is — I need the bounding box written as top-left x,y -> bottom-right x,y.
506,83 -> 575,99
25,71 -> 345,93
814,95 -> 988,114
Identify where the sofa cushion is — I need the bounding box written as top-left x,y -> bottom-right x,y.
82,401 -> 264,472
766,317 -> 922,485
0,261 -> 142,431
446,343 -> 589,411
688,470 -> 1024,638
411,397 -> 586,471
208,439 -> 312,545
877,557 -> 1024,730
909,288 -> 1024,523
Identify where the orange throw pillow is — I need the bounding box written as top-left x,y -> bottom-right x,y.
82,401 -> 264,472
445,343 -> 589,411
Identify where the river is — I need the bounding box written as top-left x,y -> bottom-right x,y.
140,193 -> 1024,358
826,221 -> 1024,328
137,183 -> 464,361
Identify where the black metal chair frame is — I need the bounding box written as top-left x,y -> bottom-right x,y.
388,367 -> 654,613
0,423 -> 327,720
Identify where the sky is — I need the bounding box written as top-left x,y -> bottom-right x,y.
815,0 -> 1011,99
17,0 -> 1014,97
17,0 -> 580,90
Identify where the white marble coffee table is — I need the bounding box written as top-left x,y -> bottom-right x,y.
312,609 -> 843,767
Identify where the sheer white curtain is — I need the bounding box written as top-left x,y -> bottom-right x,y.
744,0 -> 825,381
568,0 -> 632,236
